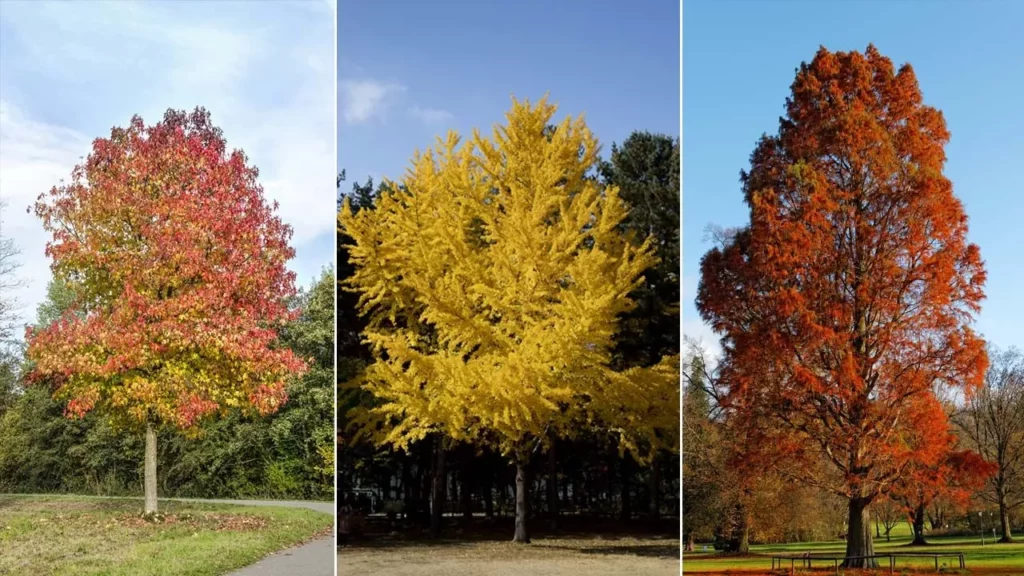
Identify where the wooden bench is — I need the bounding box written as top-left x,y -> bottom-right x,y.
768,551 -> 966,574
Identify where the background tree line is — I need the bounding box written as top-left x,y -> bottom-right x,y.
682,341 -> 1024,549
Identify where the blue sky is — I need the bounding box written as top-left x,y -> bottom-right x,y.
338,0 -> 679,186
0,0 -> 335,330
684,0 -> 1024,356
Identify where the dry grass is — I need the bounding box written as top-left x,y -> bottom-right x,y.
0,494 -> 331,576
339,535 -> 680,576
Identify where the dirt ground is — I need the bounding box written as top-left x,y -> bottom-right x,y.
338,536 -> 680,576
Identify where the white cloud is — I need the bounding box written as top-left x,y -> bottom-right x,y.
0,2 -> 333,330
0,101 -> 92,329
682,317 -> 722,369
340,80 -> 406,124
409,105 -> 454,125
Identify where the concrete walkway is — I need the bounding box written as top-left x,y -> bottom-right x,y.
166,498 -> 334,576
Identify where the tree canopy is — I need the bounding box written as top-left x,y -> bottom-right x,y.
27,108 -> 306,430
340,97 -> 678,463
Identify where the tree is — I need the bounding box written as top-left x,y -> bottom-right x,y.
955,346 -> 1024,543
1,271 -> 332,500
891,448 -> 994,545
26,108 -> 306,513
873,497 -> 902,542
1,199 -> 26,412
601,132 -> 680,369
682,347 -> 725,550
696,45 -> 987,568
340,96 -> 678,543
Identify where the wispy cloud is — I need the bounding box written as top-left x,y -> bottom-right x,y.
340,79 -> 406,124
409,105 -> 454,125
0,102 -> 92,329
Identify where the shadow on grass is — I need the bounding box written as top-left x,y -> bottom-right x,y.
339,514 -> 680,555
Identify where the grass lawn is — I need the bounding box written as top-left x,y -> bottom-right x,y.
0,494 -> 332,576
683,522 -> 1024,574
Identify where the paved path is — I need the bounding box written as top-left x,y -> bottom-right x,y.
168,498 -> 334,576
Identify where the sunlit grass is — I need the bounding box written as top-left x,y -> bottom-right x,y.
682,522 -> 1024,573
0,494 -> 332,576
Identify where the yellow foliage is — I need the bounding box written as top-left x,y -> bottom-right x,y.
340,96 -> 677,461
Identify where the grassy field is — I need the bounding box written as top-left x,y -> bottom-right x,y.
683,521 -> 1024,574
340,535 -> 680,576
0,494 -> 332,576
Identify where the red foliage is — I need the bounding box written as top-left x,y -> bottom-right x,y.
26,108 -> 306,430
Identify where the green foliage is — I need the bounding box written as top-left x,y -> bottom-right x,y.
601,132 -> 680,369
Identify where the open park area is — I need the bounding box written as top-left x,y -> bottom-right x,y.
0,494 -> 332,576
339,516 -> 679,576
683,524 -> 1024,575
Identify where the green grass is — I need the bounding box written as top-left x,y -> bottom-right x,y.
0,494 -> 332,576
683,522 -> 1024,573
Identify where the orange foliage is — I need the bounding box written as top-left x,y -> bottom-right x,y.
697,44 -> 988,506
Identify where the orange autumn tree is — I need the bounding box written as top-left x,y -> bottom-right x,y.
696,45 -> 987,568
891,445 -> 994,545
26,108 -> 306,513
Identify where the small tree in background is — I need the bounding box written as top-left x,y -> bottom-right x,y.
1,198 -> 25,417
955,346 -> 1024,543
27,108 -> 306,513
891,447 -> 995,545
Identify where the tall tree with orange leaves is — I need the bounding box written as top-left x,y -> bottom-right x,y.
696,45 -> 987,567
26,108 -> 307,514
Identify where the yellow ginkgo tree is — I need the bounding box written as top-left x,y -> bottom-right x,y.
339,96 -> 678,543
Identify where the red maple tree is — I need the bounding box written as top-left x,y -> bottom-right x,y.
27,108 -> 306,513
697,45 -> 988,567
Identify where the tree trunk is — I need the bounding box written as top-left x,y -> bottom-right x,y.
430,436 -> 445,537
620,456 -> 632,521
460,447 -> 473,522
875,520 -> 880,538
842,498 -> 877,568
649,456 -> 660,520
911,504 -> 928,546
513,457 -> 530,543
736,511 -> 750,554
572,469 -> 581,509
998,498 -> 1014,543
401,456 -> 412,521
483,462 -> 494,519
144,421 -> 158,514
547,442 -> 558,532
